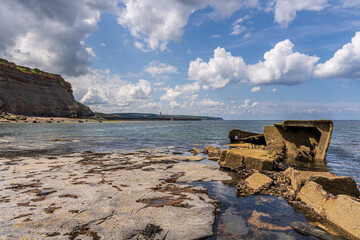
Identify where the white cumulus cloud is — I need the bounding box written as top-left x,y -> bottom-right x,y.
188,40 -> 319,88
314,32 -> 360,79
273,0 -> 328,27
192,98 -> 224,108
67,69 -> 153,112
0,0 -> 118,77
248,39 -> 319,85
188,47 -> 248,89
230,16 -> 249,36
145,61 -> 179,77
118,0 -> 258,50
240,99 -> 258,108
251,86 -> 261,92
160,82 -> 200,101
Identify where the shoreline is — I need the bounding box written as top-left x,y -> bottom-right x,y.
0,114 -> 206,124
0,148 -> 354,239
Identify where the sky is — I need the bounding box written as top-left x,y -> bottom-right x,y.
1,0 -> 360,120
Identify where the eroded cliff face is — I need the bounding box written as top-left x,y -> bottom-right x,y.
0,58 -> 93,117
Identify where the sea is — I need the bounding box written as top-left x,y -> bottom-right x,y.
0,120 -> 359,239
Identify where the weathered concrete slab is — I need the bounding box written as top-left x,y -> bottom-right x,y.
219,148 -> 276,171
298,181 -> 360,239
283,168 -> 336,192
219,149 -> 244,170
244,156 -> 274,171
264,120 -> 333,161
283,168 -> 360,197
228,129 -> 264,144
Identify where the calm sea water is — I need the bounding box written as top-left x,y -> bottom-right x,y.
0,120 -> 359,183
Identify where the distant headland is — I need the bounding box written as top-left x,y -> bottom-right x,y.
95,112 -> 224,121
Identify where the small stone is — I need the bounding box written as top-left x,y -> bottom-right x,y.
291,221 -> 335,240
51,138 -> 69,141
191,147 -> 201,155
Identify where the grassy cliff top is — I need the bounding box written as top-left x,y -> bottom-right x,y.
0,58 -> 59,77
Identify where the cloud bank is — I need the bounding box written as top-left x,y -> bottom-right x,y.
188,32 -> 360,90
314,32 -> 360,79
145,61 -> 179,77
0,0 -> 118,76
117,0 -> 258,51
188,39 -> 319,89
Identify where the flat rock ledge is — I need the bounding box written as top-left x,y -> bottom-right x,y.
0,151 -> 231,240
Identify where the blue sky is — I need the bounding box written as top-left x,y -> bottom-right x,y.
1,0 -> 360,119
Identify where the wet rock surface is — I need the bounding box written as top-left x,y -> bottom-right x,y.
0,151 -> 231,240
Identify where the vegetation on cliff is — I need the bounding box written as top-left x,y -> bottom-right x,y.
0,58 -> 58,78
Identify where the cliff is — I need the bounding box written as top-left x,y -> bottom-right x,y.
0,58 -> 93,118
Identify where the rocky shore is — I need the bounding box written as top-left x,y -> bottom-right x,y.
219,120 -> 360,239
0,112 -> 97,124
1,120 -> 359,239
0,150 -> 233,239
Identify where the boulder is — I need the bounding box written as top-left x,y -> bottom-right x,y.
244,173 -> 273,191
191,147 -> 201,155
203,146 -> 221,157
290,221 -> 335,240
264,120 -> 333,161
298,181 -> 360,239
